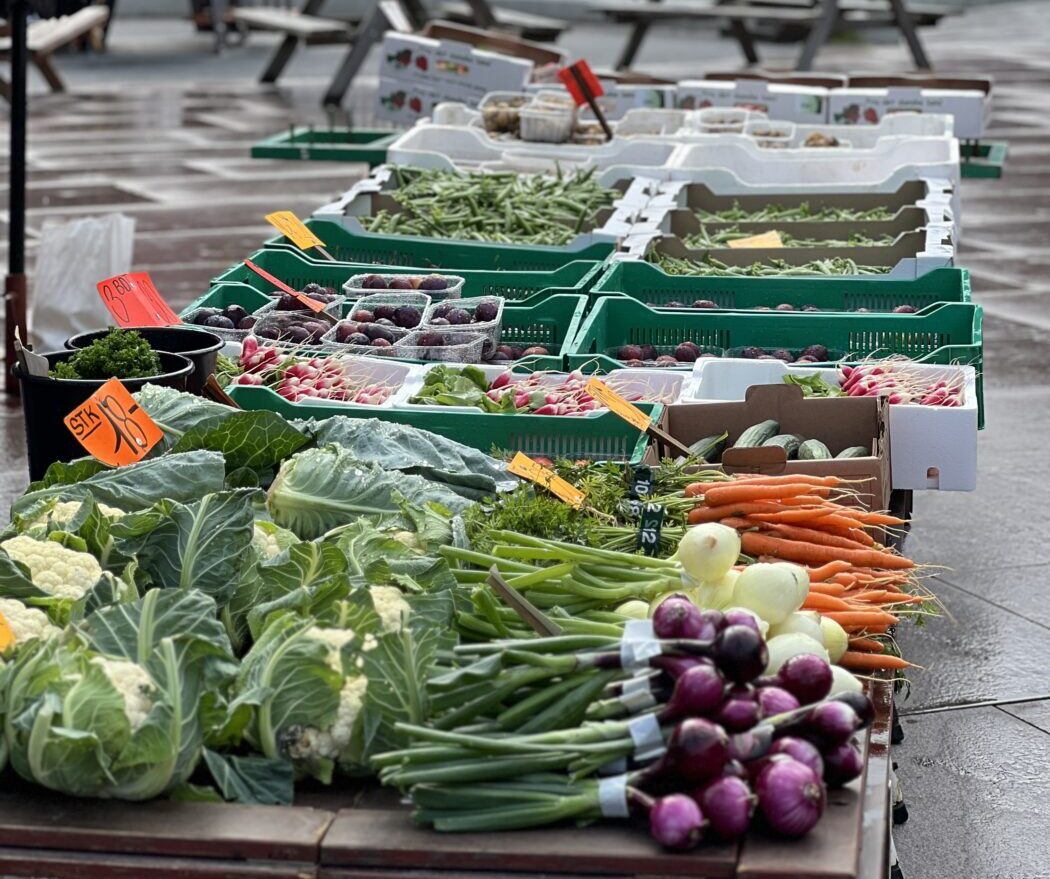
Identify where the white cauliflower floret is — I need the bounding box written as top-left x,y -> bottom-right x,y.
0,597 -> 61,648
251,522 -> 298,561
369,586 -> 410,634
33,500 -> 124,529
0,535 -> 102,599
286,676 -> 367,761
306,625 -> 355,671
91,655 -> 156,732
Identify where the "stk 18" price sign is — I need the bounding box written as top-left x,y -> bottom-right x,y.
64,379 -> 164,467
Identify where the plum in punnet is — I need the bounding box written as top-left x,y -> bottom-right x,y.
417,331 -> 446,347
388,277 -> 413,290
692,299 -> 718,309
370,338 -> 392,348
256,325 -> 280,340
373,304 -> 397,321
430,302 -> 452,319
302,282 -> 323,295
656,355 -> 679,367
741,346 -> 765,359
304,322 -> 329,340
352,309 -> 375,323
364,324 -> 395,342
474,300 -> 499,322
445,308 -> 471,326
640,344 -> 659,361
204,314 -> 235,329
489,352 -> 511,362
393,306 -> 422,328
237,316 -> 257,331
429,317 -> 450,326
374,318 -> 396,328
496,345 -> 517,359
618,344 -> 643,361
347,333 -> 370,346
674,343 -> 699,362
801,345 -> 829,361
192,307 -> 221,322
224,305 -> 249,324
893,305 -> 917,314
284,326 -> 311,343
771,349 -> 795,363
522,346 -> 549,356
276,293 -> 302,311
775,304 -> 795,311
361,274 -> 387,289
418,275 -> 449,291
666,300 -> 685,308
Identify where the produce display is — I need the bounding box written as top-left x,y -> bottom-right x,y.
683,226 -> 894,249
189,302 -> 256,331
359,167 -> 618,246
652,252 -> 891,277
614,342 -> 831,366
694,202 -> 896,223
50,328 -> 162,380
350,272 -> 460,294
254,310 -> 334,344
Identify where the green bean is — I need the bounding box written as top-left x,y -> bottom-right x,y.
694,199 -> 895,223
650,251 -> 890,277
683,224 -> 893,249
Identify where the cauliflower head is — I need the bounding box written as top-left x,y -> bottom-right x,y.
369,586 -> 410,634
251,521 -> 298,561
32,500 -> 124,529
306,626 -> 355,671
0,597 -> 61,649
1,535 -> 102,599
91,655 -> 156,732
285,675 -> 367,762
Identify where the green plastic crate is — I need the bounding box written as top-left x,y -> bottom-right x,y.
227,384 -> 659,462
203,248 -> 603,305
566,297 -> 984,425
251,127 -> 397,167
265,219 -> 616,271
591,262 -> 972,312
961,141 -> 1007,179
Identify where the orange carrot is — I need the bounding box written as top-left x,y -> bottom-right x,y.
811,513 -> 868,531
747,508 -> 836,524
755,522 -> 873,552
840,651 -> 913,671
739,531 -> 916,570
830,572 -> 858,588
824,610 -> 900,627
808,581 -> 848,596
848,511 -> 908,527
802,593 -> 852,612
724,474 -> 843,488
702,483 -> 830,506
804,560 -> 854,581
848,638 -> 886,653
688,503 -> 785,525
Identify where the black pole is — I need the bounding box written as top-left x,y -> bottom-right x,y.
5,0 -> 28,395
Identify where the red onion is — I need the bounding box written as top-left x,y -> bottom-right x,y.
665,718 -> 730,783
822,741 -> 864,788
757,686 -> 800,718
714,625 -> 768,684
649,794 -> 706,850
696,775 -> 754,841
661,664 -> 726,720
714,694 -> 761,732
652,595 -> 707,640
723,608 -> 760,633
722,758 -> 748,779
777,654 -> 832,704
653,655 -> 713,680
833,692 -> 875,727
757,758 -> 826,838
768,737 -> 824,778
699,609 -> 727,634
806,701 -> 861,747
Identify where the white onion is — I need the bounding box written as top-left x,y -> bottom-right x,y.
764,633 -> 829,674
732,563 -> 805,624
771,562 -> 811,607
829,664 -> 863,695
692,569 -> 739,610
770,611 -> 825,645
616,599 -> 650,620
819,617 -> 849,663
678,523 -> 741,583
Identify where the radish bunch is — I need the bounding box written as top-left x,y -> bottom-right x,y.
839,361 -> 964,407
488,369 -> 607,416
232,337 -> 399,405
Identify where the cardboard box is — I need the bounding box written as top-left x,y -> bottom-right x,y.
374,76 -> 446,125
828,77 -> 992,140
421,20 -> 566,68
675,79 -> 829,125
524,80 -> 676,120
704,70 -> 849,89
643,384 -> 890,510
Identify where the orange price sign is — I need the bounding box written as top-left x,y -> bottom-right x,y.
97,272 -> 181,327
508,453 -> 586,509
243,259 -> 327,313
63,378 -> 164,467
585,378 -> 652,431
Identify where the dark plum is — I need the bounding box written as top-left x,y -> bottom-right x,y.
276,293 -> 302,311
474,301 -> 499,323
302,282 -> 323,295
416,332 -> 446,347
674,343 -> 699,362
771,349 -> 795,363
775,304 -> 795,312
801,345 -> 829,361
363,324 -> 395,342
361,274 -> 387,289
204,314 -> 235,330
352,309 -> 375,323
418,275 -> 449,291
430,302 -> 452,319
374,318 -> 396,328
373,304 -> 397,321
237,316 -> 257,331
692,300 -> 718,309
522,346 -> 549,356
489,352 -> 511,362
893,304 -> 917,314
255,325 -> 280,340
334,321 -> 361,341
655,355 -> 679,367
640,344 -> 659,362
346,333 -> 371,346
618,344 -> 643,361
665,300 -> 685,308
740,346 -> 765,359
388,278 -> 413,290
393,306 -> 422,328
430,317 -> 450,327
795,355 -> 818,363
370,338 -> 392,348
283,326 -> 311,343
445,308 -> 471,326
223,305 -> 249,325
495,345 -> 517,359
192,307 -> 221,322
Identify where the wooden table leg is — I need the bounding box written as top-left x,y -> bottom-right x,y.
796,0 -> 840,71
888,0 -> 932,69
729,18 -> 759,65
615,20 -> 651,70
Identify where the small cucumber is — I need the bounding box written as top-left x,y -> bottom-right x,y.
836,445 -> 870,459
688,432 -> 728,463
733,419 -> 780,448
798,439 -> 833,460
761,433 -> 804,459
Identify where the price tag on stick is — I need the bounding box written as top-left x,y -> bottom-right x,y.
508,452 -> 586,509
242,259 -> 338,323
64,378 -> 164,467
487,566 -> 563,637
585,377 -> 695,458
558,60 -> 613,142
265,211 -> 336,261
97,272 -> 181,328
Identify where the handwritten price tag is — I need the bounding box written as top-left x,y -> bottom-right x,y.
242,259 -> 327,313
585,378 -> 652,431
508,453 -> 585,508
265,211 -> 326,251
97,272 -> 181,327
0,613 -> 14,652
727,231 -> 784,249
64,378 -> 164,467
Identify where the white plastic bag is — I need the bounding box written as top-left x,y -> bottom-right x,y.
30,214 -> 136,351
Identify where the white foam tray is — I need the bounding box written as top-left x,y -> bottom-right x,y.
681,358 -> 977,491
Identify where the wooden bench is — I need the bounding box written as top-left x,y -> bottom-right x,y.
438,0 -> 569,41
593,0 -> 939,71
0,5 -> 110,100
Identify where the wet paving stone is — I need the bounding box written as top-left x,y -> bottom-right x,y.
893,706 -> 1050,879
1000,700 -> 1050,735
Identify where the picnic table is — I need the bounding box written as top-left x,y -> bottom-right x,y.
0,679 -> 896,879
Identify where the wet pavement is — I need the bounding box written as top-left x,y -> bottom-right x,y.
2,3 -> 1049,876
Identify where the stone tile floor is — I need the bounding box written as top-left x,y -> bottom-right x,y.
1,3 -> 1049,876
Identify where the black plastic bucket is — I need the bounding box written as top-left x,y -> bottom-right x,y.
13,350 -> 195,481
66,326 -> 223,395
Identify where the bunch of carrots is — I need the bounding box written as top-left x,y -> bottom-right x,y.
683,473 -> 924,673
